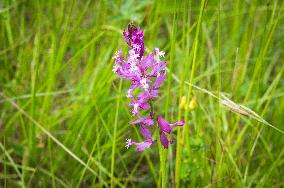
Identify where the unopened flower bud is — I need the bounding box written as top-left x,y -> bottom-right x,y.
188,96 -> 197,110
179,96 -> 187,109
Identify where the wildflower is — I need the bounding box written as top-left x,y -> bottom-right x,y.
157,116 -> 184,148
113,23 -> 185,151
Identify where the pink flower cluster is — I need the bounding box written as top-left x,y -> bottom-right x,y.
113,24 -> 185,151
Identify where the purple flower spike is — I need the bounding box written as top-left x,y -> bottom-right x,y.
113,23 -> 185,152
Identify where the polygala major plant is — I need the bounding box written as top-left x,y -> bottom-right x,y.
113,23 -> 185,151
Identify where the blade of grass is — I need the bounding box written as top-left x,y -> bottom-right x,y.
175,1 -> 205,187
0,92 -> 122,187
111,80 -> 122,188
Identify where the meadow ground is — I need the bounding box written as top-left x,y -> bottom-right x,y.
1,0 -> 284,187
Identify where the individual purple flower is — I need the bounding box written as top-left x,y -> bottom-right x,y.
157,116 -> 185,134
126,99 -> 150,116
126,138 -> 154,152
157,116 -> 184,148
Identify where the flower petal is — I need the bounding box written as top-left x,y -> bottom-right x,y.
157,116 -> 172,134
129,119 -> 142,125
140,125 -> 152,139
139,102 -> 150,110
150,89 -> 159,98
153,72 -> 166,89
130,115 -> 154,126
125,138 -> 134,149
141,54 -> 155,70
160,132 -> 169,148
141,117 -> 154,126
135,139 -> 153,151
123,31 -> 131,46
170,121 -> 185,127
149,62 -> 166,76
126,138 -> 153,151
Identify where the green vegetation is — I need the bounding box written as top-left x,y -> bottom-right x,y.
1,0 -> 284,187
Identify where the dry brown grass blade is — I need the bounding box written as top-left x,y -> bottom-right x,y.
168,68 -> 284,134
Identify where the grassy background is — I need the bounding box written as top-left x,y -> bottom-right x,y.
1,0 -> 284,187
